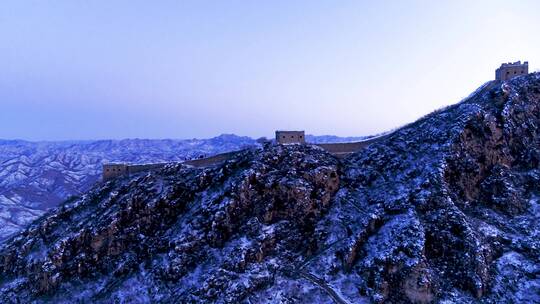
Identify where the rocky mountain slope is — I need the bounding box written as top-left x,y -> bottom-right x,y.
0,134 -> 364,243
1,73 -> 540,303
0,135 -> 256,242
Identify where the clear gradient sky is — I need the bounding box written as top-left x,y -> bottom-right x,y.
1,1 -> 539,141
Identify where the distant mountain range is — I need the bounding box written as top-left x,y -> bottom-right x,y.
0,134 -> 366,241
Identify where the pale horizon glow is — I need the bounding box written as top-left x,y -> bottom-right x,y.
1,1 -> 539,141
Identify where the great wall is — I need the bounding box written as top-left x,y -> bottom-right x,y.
102,134 -> 386,181
496,61 -> 528,81
103,61 -> 531,182
102,151 -> 240,181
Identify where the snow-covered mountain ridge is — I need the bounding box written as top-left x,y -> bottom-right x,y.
0,135 -> 256,242
0,134 -> 364,242
1,73 -> 539,302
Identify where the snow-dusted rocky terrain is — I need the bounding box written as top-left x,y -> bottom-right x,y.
0,135 -> 256,242
0,134 -> 364,242
1,73 -> 540,303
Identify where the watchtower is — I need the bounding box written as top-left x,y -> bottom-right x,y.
275,130 -> 306,144
496,61 -> 529,81
102,163 -> 128,181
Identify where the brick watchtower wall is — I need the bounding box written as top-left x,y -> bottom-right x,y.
102,164 -> 129,181
496,61 -> 529,81
275,131 -> 306,144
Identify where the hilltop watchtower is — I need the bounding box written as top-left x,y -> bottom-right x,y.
496,61 -> 528,81
275,130 -> 305,144
103,163 -> 128,181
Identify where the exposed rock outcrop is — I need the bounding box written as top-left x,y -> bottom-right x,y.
1,74 -> 540,303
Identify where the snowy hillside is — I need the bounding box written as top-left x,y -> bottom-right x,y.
0,134 -> 366,242
0,135 -> 256,242
1,74 -> 539,303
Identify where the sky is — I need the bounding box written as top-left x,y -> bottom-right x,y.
1,1 -> 539,141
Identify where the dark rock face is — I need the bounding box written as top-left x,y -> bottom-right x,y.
1,74 -> 540,303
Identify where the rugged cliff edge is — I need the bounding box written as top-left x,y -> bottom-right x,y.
1,74 -> 540,303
